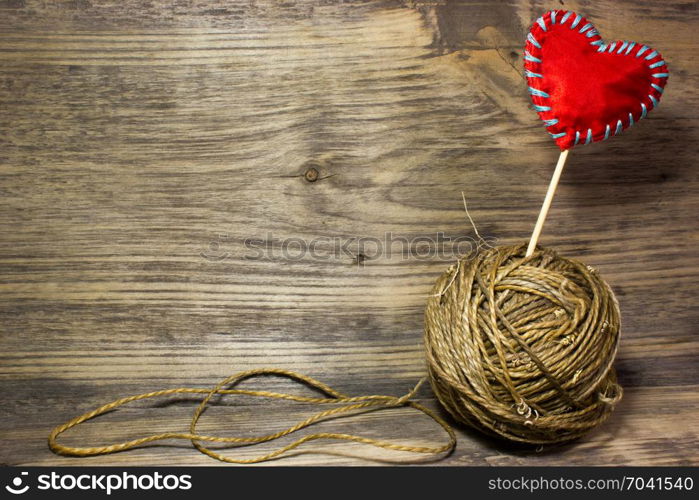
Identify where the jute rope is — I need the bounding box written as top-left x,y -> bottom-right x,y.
48,368 -> 456,464
425,244 -> 622,444
49,244 -> 622,462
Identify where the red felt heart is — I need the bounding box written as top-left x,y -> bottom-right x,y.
524,10 -> 668,150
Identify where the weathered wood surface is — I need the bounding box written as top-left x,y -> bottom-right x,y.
0,0 -> 697,466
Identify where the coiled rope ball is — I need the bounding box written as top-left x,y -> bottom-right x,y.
424,244 -> 622,444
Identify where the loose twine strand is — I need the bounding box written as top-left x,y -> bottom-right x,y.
49,368 -> 456,464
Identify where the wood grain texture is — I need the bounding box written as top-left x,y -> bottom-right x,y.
0,0 -> 697,465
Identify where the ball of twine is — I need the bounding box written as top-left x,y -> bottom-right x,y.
424,244 -> 622,444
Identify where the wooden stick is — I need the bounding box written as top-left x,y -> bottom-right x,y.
526,149 -> 570,257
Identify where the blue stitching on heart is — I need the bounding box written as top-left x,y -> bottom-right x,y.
525,9 -> 668,149
528,86 -> 550,98
527,33 -> 541,49
524,51 -> 541,63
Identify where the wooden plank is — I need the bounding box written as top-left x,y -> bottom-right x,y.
0,0 -> 697,465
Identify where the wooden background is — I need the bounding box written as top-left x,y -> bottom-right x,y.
1,0 -> 697,466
